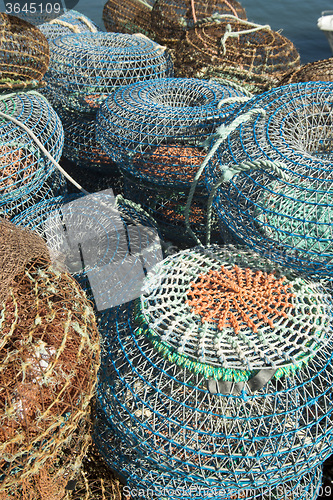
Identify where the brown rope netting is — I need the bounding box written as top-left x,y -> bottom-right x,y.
102,0 -> 155,37
151,0 -> 247,48
0,220 -> 100,498
0,14 -> 49,89
278,57 -> 333,85
174,16 -> 301,91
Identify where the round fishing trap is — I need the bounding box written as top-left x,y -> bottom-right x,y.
0,90 -> 64,213
0,14 -> 49,90
94,413 -> 323,500
0,219 -> 100,496
204,81 -> 333,277
11,192 -> 162,311
175,15 -> 300,92
278,57 -> 333,85
39,10 -> 100,41
96,77 -> 247,185
44,32 -> 173,114
151,0 -> 247,49
96,244 -> 333,488
103,0 -> 155,38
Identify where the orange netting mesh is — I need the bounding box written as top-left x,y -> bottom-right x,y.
102,0 -> 155,37
0,14 -> 49,89
175,17 -> 300,90
0,218 -> 49,304
278,57 -> 333,85
151,0 -> 247,48
0,222 -> 100,496
186,265 -> 295,334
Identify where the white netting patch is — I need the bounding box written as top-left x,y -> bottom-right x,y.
39,10 -> 100,40
140,245 -> 333,372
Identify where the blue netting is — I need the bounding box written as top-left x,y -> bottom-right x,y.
43,32 -> 174,114
204,81 -> 333,277
0,91 -> 64,214
39,9 -> 100,40
93,408 -> 323,499
96,245 -> 333,489
96,77 -> 247,186
11,192 -> 162,310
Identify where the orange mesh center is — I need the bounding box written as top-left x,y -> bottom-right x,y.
186,265 -> 295,334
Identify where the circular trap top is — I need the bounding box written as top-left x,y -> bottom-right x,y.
39,10 -> 100,41
96,77 -> 246,185
139,245 -> 332,380
45,32 -> 173,113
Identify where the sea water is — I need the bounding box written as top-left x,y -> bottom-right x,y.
75,0 -> 332,64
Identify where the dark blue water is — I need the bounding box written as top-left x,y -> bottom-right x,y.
76,0 -> 332,64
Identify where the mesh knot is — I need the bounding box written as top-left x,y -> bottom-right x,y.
186,265 -> 295,334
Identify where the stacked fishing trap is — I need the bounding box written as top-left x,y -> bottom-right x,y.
204,81 -> 333,278
0,219 -> 100,499
151,0 -> 247,49
43,31 -> 173,187
0,91 -> 66,219
0,14 -> 49,90
278,57 -> 333,84
174,15 -> 300,93
103,0 -> 155,37
94,244 -> 333,498
11,191 -> 162,311
39,10 -> 100,41
96,77 -> 248,246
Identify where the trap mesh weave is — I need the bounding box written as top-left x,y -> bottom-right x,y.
278,57 -> 333,85
94,411 -> 323,500
39,10 -> 100,41
96,244 -> 333,487
151,0 -> 247,48
44,32 -> 173,114
0,221 -> 100,495
175,16 -> 300,91
103,0 -> 155,37
0,91 -> 64,213
0,14 -> 49,90
204,81 -> 333,277
96,77 -> 246,186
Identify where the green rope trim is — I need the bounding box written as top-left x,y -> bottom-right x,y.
133,301 -> 323,383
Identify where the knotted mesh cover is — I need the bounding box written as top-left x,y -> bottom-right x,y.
0,14 -> 49,90
175,16 -> 300,91
103,0 -> 155,37
205,81 -> 333,277
39,10 -> 100,41
96,245 -> 333,487
278,57 -> 333,85
96,77 -> 246,185
44,32 -> 173,114
94,411 -> 323,500
0,221 -> 100,495
151,0 -> 247,48
0,91 -> 64,214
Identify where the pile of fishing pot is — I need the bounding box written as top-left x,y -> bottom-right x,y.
96,77 -> 248,246
0,13 -> 49,90
103,0 -> 155,38
42,31 -> 173,192
0,91 -> 66,219
0,219 -> 100,499
93,244 -> 333,498
11,190 -> 163,311
39,10 -> 100,41
204,81 -> 333,278
174,15 -> 300,93
151,0 -> 247,50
